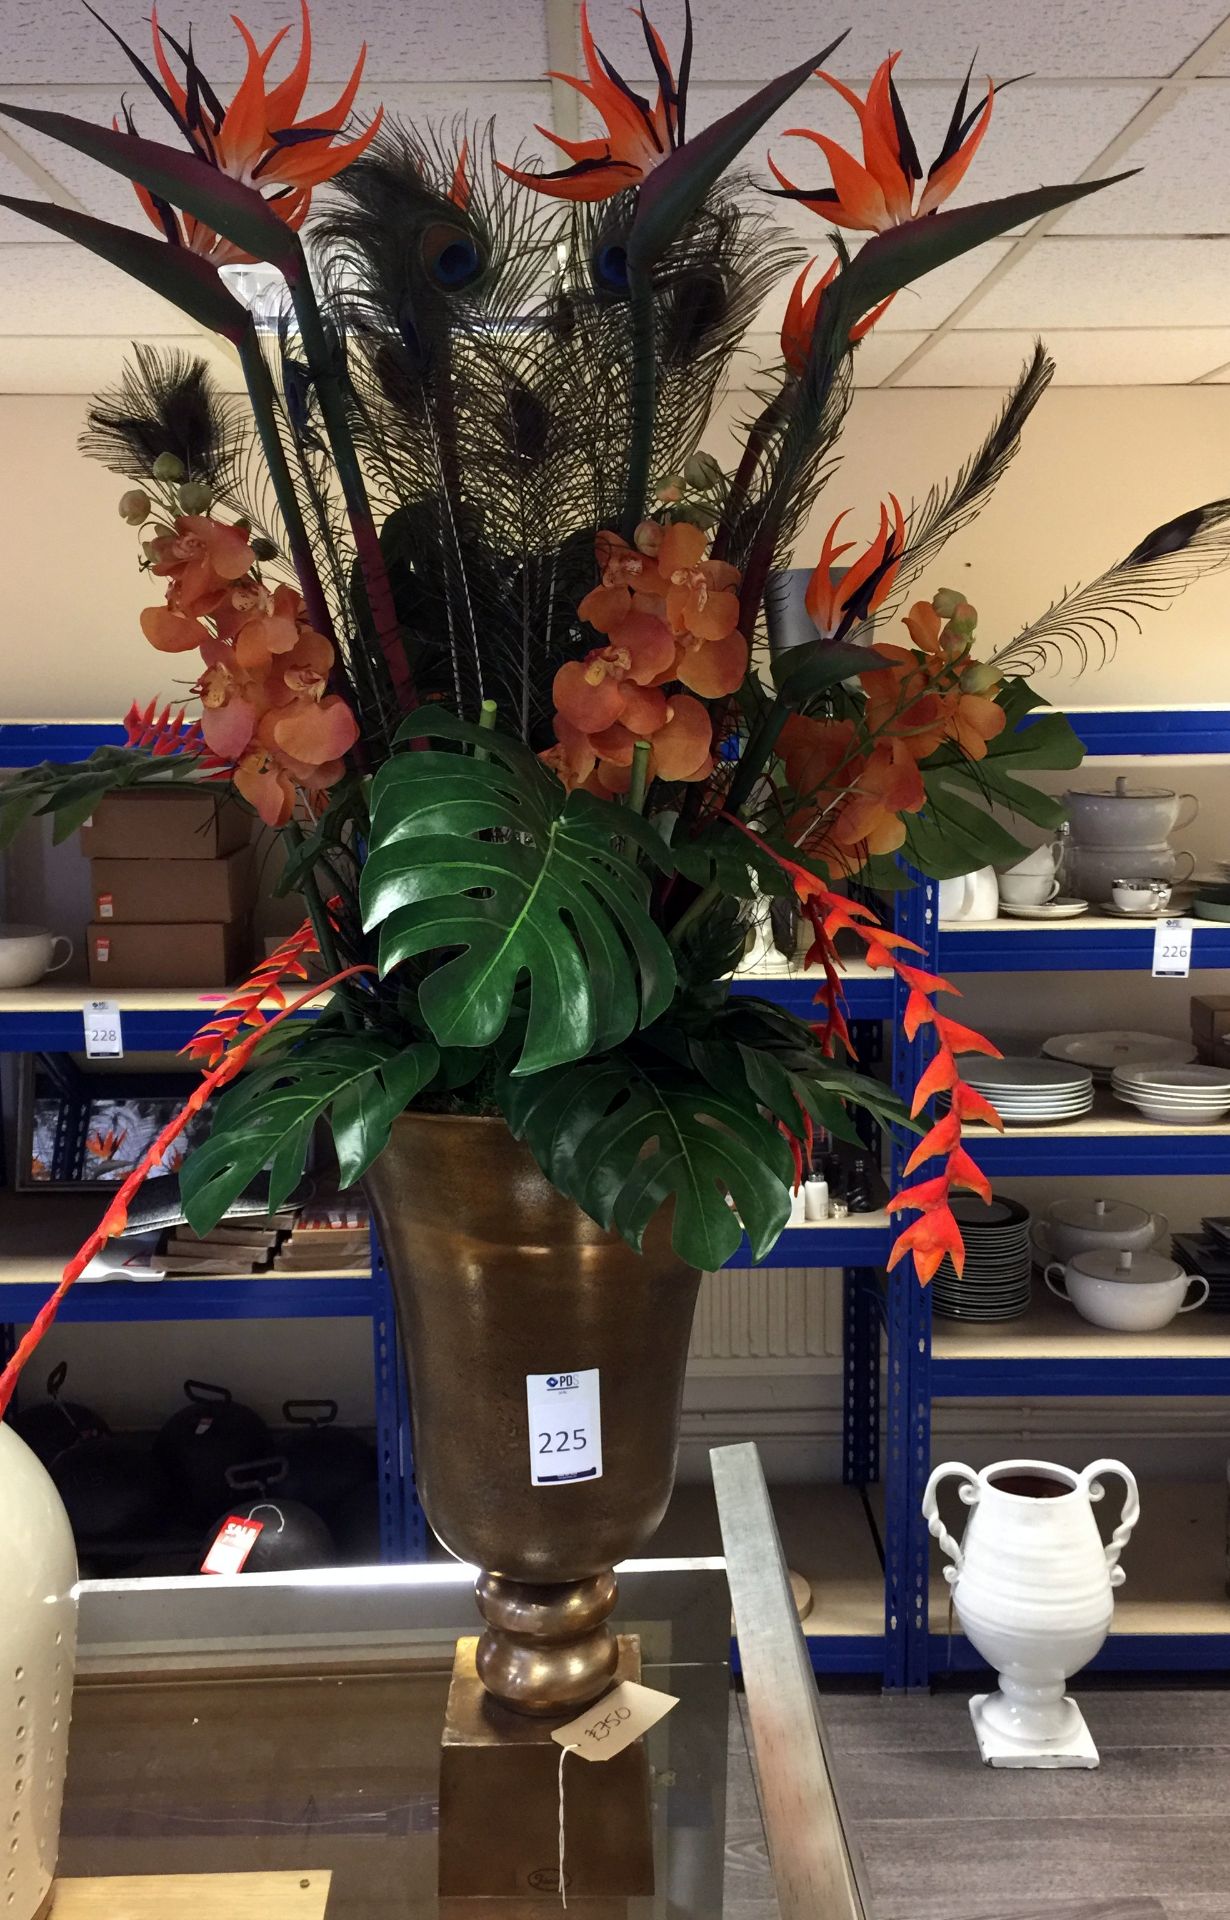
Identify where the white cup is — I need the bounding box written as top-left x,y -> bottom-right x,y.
0,925 -> 74,989
1112,879 -> 1170,912
998,874 -> 1061,906
1001,843 -> 1062,881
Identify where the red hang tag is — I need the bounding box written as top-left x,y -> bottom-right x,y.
94,937 -> 111,963
201,1515 -> 263,1576
97,893 -> 114,920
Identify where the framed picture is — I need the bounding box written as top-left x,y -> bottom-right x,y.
14,1054 -> 213,1194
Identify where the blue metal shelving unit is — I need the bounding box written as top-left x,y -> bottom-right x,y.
882,704 -> 1230,1686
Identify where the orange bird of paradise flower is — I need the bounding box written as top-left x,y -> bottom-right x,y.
96,0 -> 383,265
805,497 -> 906,639
780,257 -> 895,376
499,0 -> 691,202
769,52 -> 1004,234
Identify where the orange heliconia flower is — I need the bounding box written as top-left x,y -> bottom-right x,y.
780,258 -> 895,377
769,53 -> 995,235
499,1 -> 686,202
805,497 -> 905,639
118,0 -> 383,266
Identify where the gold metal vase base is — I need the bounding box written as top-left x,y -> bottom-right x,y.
474,1570 -> 619,1716
438,1636 -> 653,1905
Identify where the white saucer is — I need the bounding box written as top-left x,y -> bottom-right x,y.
1101,900 -> 1180,919
998,899 -> 1090,920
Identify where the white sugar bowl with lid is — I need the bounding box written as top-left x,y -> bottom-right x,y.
1033,1196 -> 1166,1267
1045,1246 -> 1208,1331
1064,777 -> 1197,848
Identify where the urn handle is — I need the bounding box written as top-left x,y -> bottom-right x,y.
921,1462 -> 980,1586
1079,1458 -> 1141,1589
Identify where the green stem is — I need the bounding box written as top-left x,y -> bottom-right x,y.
724,697 -> 790,821
237,325 -> 335,648
284,822 -> 358,1033
286,250 -> 417,718
475,698 -> 498,761
668,877 -> 722,952
626,739 -> 652,816
620,263 -> 658,542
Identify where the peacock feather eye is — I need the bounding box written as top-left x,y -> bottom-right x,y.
592,240 -> 630,296
420,220 -> 485,289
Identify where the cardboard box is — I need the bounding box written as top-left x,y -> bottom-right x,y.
87,920 -> 252,988
80,790 -> 252,861
1191,994 -> 1230,1048
91,848 -> 255,925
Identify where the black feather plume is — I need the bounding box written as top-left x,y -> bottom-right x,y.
992,495 -> 1230,674
80,342 -> 235,482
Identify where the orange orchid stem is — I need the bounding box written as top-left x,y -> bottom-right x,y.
0,962 -> 377,1420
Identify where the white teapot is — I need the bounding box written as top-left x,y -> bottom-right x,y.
923,1456 -> 1139,1768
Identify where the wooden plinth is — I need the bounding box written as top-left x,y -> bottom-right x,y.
438,1636 -> 654,1903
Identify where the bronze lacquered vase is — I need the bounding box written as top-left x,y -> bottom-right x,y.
364,1114 -> 700,1715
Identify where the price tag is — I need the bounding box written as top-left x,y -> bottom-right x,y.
200,1515 -> 263,1576
551,1679 -> 678,1762
83,999 -> 124,1058
1152,918 -> 1192,978
526,1368 -> 603,1486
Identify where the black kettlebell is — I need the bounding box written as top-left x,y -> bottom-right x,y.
155,1379 -> 271,1520
202,1457 -> 335,1573
278,1400 -> 375,1517
11,1362 -> 110,1469
52,1433 -> 170,1543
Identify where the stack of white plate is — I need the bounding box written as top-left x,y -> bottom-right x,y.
1043,1030 -> 1196,1085
1111,1063 -> 1230,1124
933,1194 -> 1032,1321
955,1056 -> 1095,1125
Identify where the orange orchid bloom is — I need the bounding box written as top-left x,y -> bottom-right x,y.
780,258 -> 895,377
553,613 -> 678,733
115,0 -> 383,266
147,514 -> 255,617
769,52 -> 997,235
658,522 -> 741,641
499,1 -> 688,202
805,496 -> 905,639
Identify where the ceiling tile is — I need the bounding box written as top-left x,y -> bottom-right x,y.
0,244 -> 188,333
0,142 -> 58,241
893,327 -> 1230,385
0,0 -> 551,85
0,334 -> 243,395
958,236 -> 1230,326
592,0 -> 1230,82
1200,358 -> 1230,378
1053,81 -> 1230,232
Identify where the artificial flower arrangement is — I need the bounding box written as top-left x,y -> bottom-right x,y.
3,0 -> 1230,1403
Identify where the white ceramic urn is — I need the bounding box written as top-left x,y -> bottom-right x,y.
1,1424 -> 78,1917
922,1456 -> 1139,1769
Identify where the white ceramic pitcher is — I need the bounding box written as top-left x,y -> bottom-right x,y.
922,1456 -> 1139,1769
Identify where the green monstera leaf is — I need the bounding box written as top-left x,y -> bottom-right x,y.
360,711 -> 677,1076
180,1035 -> 439,1234
501,1055 -> 795,1269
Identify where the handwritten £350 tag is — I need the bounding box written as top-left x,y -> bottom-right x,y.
550,1680 -> 678,1762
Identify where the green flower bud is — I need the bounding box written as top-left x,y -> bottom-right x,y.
151,451 -> 186,481
118,488 -> 151,526
960,660 -> 1000,695
671,502 -> 718,530
683,450 -> 724,490
931,586 -> 964,619
655,474 -> 685,504
177,479 -> 213,514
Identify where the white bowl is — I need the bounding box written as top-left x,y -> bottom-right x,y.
1045,1253 -> 1208,1330
0,925 -> 73,990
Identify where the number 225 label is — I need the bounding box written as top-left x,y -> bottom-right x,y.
526,1368 -> 603,1486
